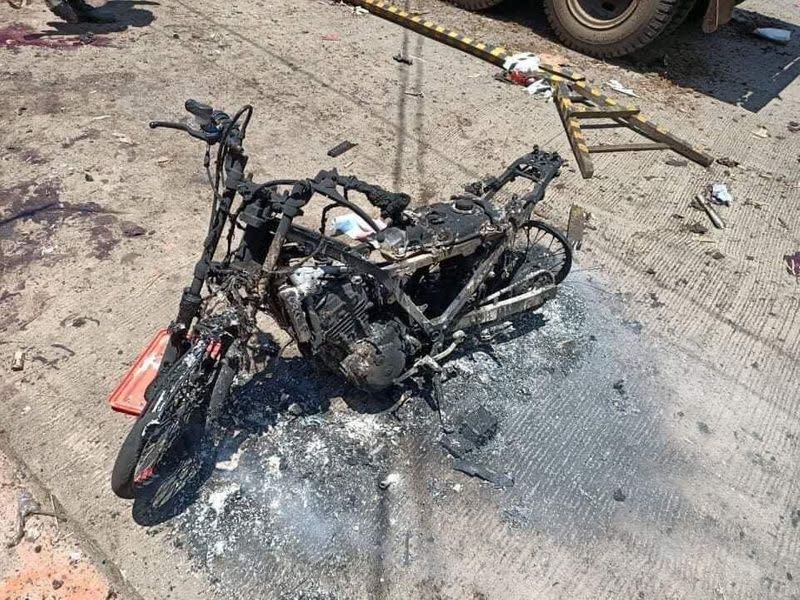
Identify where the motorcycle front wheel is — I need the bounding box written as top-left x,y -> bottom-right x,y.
111,341 -> 237,519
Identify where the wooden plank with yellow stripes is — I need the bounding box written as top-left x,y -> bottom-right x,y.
344,0 -> 584,82
553,82 -> 594,179
568,81 -> 713,167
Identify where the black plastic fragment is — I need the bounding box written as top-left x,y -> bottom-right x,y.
327,140 -> 358,158
458,405 -> 498,447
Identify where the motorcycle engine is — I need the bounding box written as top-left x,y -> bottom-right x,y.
278,266 -> 410,391
376,194 -> 500,257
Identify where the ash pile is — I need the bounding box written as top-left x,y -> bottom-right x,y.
172,273 -> 665,597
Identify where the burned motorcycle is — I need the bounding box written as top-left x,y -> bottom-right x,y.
109,100 -> 572,510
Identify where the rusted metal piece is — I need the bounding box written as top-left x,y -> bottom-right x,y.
703,0 -> 738,34
693,193 -> 726,229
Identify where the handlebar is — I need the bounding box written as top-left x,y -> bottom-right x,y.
149,98 -> 237,145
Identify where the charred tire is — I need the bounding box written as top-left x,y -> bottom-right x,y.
543,0 -> 682,58
111,410 -> 155,499
444,0 -> 505,9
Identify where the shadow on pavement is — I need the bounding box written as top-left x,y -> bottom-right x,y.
38,0 -> 158,35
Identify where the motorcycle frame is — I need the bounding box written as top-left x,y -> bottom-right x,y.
167,124 -> 561,364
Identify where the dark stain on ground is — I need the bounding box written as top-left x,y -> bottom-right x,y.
3,145 -> 48,165
0,179 -> 124,270
0,23 -> 110,51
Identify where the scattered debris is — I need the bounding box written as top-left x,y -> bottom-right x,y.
352,6 -> 368,16
612,487 -> 626,502
685,222 -> 709,235
706,250 -> 725,260
452,459 -> 513,488
327,140 -> 357,158
215,447 -> 243,472
648,292 -> 665,308
525,79 -> 552,100
378,473 -> 400,490
333,212 -> 385,240
502,52 -> 541,75
156,155 -> 172,166
693,194 -> 725,229
112,132 -> 135,145
785,252 -> 800,278
665,158 -> 688,167
403,91 -> 424,98
6,490 -> 63,548
120,221 -> 146,237
753,27 -> 791,44
321,33 -> 340,42
789,121 -> 800,134
11,350 -> 25,371
567,204 -> 587,250
716,156 -> 739,168
440,406 -> 498,458
392,53 -> 413,65
707,183 -> 733,206
458,406 -> 498,448
606,79 -> 638,98
207,483 -> 240,515
752,127 -> 770,139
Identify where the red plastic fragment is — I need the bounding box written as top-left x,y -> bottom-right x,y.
107,329 -> 170,416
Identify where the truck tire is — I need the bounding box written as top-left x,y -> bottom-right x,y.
660,0 -> 698,37
543,0 -> 683,58
445,0 -> 505,10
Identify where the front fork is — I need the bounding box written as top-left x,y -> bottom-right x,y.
161,150 -> 249,376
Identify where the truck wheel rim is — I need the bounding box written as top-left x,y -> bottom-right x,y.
566,0 -> 637,30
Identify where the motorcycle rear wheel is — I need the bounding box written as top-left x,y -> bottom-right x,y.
508,220 -> 573,286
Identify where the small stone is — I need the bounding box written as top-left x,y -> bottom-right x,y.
11,350 -> 25,371
706,250 -> 725,260
687,222 -> 708,235
84,172 -> 94,182
120,222 -> 146,237
612,488 -> 626,502
697,421 -> 711,434
716,157 -> 739,168
52,580 -> 64,590
287,402 -> 303,416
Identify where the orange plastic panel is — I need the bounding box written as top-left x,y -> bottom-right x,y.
107,329 -> 170,416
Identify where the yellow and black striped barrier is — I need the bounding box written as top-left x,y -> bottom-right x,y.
345,0 -> 584,82
343,0 -> 713,178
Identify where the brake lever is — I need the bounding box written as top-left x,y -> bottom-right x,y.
149,121 -> 213,142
